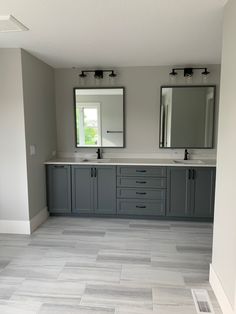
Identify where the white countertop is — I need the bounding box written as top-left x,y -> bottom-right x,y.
44,158 -> 216,167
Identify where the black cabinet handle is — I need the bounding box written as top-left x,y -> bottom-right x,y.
94,168 -> 97,178
136,181 -> 147,184
188,169 -> 192,180
107,130 -> 123,133
54,165 -> 65,168
192,169 -> 195,180
136,170 -> 147,173
136,192 -> 147,195
91,168 -> 94,177
136,205 -> 146,209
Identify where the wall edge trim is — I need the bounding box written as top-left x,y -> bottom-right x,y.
0,219 -> 30,234
0,207 -> 48,235
30,207 -> 49,233
210,264 -> 235,314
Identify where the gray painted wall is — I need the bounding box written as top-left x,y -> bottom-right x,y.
0,48 -> 56,224
21,50 -> 57,219
55,65 -> 221,159
0,49 -> 29,221
212,0 -> 236,311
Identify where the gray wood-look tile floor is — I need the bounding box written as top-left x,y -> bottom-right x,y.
0,217 -> 222,314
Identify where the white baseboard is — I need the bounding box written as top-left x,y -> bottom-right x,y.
0,207 -> 48,235
0,219 -> 31,234
30,207 -> 49,233
209,264 -> 235,314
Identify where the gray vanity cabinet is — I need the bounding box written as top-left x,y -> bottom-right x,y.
46,163 -> 215,220
167,167 -> 215,219
47,165 -> 71,213
117,166 -> 167,216
72,166 -> 94,213
192,167 -> 215,218
94,167 -> 116,214
72,166 -> 116,214
166,168 -> 192,217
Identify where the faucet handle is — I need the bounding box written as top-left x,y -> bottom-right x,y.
96,148 -> 102,159
184,149 -> 189,160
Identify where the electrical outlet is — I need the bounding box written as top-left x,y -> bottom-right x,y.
30,145 -> 36,156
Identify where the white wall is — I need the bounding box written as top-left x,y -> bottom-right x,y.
0,49 -> 29,224
21,50 -> 57,220
210,1 -> 236,313
55,65 -> 221,159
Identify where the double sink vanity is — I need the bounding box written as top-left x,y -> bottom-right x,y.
45,85 -> 217,221
45,158 -> 216,221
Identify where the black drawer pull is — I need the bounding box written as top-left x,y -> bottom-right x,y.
136,181 -> 147,184
136,170 -> 147,173
136,205 -> 146,209
136,192 -> 147,195
54,165 -> 65,168
188,169 -> 191,180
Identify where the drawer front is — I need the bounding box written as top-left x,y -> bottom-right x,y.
117,166 -> 167,177
117,199 -> 165,216
117,188 -> 166,200
117,177 -> 167,188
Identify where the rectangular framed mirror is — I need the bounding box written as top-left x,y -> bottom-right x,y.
159,85 -> 216,149
74,87 -> 125,148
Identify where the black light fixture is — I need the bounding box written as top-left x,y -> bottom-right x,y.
79,71 -> 87,78
201,68 -> 210,76
169,67 -> 210,78
169,69 -> 178,76
79,69 -> 117,80
184,68 -> 193,77
109,70 -> 117,78
94,70 -> 103,79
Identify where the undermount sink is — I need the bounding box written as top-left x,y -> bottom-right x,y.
81,158 -> 111,163
173,159 -> 204,164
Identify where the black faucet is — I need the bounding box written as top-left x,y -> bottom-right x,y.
96,148 -> 102,159
184,149 -> 189,160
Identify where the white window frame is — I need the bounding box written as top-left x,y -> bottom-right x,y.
76,102 -> 101,147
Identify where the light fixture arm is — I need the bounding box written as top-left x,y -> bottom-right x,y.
79,69 -> 117,79
169,67 -> 210,77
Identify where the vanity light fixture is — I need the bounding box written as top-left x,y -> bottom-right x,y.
201,68 -> 210,76
169,67 -> 210,78
79,69 -> 117,80
169,69 -> 178,76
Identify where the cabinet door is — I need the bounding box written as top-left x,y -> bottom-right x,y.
94,166 -> 116,214
192,168 -> 215,218
167,167 -> 192,217
72,166 -> 94,213
47,165 -> 71,213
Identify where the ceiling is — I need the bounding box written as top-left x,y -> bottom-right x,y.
0,0 -> 226,68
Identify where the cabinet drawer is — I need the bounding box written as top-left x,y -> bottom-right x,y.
117,188 -> 166,200
117,166 -> 166,177
117,199 -> 165,216
117,176 -> 166,188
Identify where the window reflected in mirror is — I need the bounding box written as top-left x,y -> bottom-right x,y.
76,103 -> 101,146
74,88 -> 124,147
